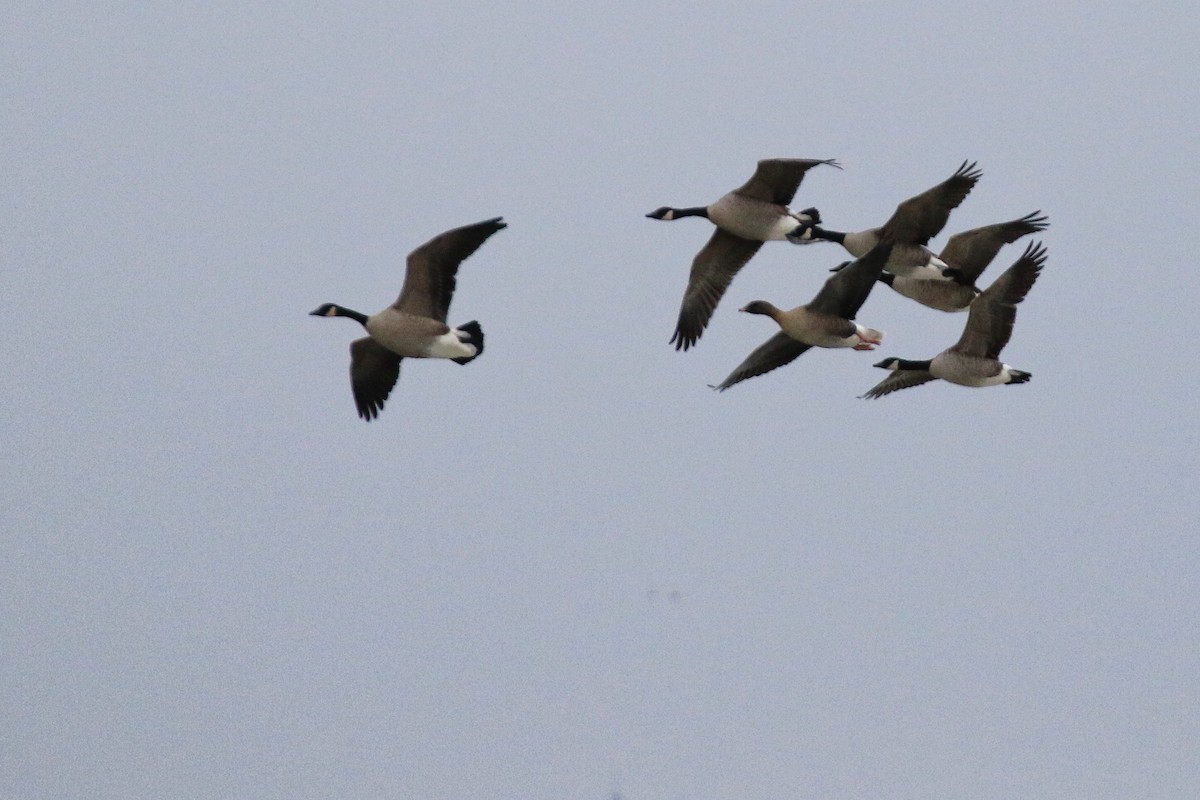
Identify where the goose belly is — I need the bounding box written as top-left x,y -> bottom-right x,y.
884,244 -> 949,279
889,276 -> 974,312
930,353 -> 1007,387
708,196 -> 796,241
366,312 -> 462,358
778,310 -> 860,348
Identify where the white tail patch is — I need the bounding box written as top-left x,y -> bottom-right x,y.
857,325 -> 884,345
426,331 -> 477,360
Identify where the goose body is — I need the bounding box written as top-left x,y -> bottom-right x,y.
310,217 -> 506,420
749,303 -> 879,349
648,157 -> 841,351
930,352 -> 1030,387
882,211 -> 1049,311
364,310 -> 479,360
860,241 -> 1045,399
789,161 -> 982,279
879,272 -> 978,312
712,240 -> 893,391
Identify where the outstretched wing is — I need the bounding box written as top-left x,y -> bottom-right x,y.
396,217 -> 506,321
732,158 -> 841,205
349,337 -> 402,421
939,211 -> 1049,284
859,369 -> 937,399
670,229 -> 763,351
952,241 -> 1046,358
712,331 -> 813,391
880,161 -> 981,245
807,240 -> 894,318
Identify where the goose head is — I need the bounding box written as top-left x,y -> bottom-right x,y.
309,303 -> 368,326
739,300 -> 780,317
874,357 -> 932,371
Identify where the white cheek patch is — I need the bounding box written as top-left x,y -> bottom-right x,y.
325,307 -> 339,316
663,210 -> 675,220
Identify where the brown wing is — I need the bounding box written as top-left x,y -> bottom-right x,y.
670,228 -> 763,351
349,337 -> 402,421
807,240 -> 893,318
952,241 -> 1046,359
880,160 -> 982,245
731,158 -> 841,205
859,369 -> 937,399
395,217 -> 506,321
939,211 -> 1049,284
712,331 -> 813,391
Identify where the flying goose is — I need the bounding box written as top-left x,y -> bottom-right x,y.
712,240 -> 894,392
788,160 -> 982,278
881,211 -> 1049,311
310,217 -> 506,420
860,241 -> 1046,399
647,158 -> 842,351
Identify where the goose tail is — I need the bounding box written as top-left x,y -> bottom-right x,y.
451,321 -> 484,365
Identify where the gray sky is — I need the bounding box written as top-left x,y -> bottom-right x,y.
3,3 -> 1198,798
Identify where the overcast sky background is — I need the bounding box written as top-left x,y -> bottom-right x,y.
3,3 -> 1198,799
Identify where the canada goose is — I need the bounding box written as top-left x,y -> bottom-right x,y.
788,160 -> 982,278
860,241 -> 1046,399
712,240 -> 894,392
881,211 -> 1049,311
648,158 -> 842,351
310,217 -> 506,420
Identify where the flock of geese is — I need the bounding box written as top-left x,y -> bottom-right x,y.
311,158 -> 1048,420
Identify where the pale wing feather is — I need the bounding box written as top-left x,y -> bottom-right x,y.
939,211 -> 1048,284
732,158 -> 841,205
859,369 -> 937,399
713,331 -> 813,391
953,241 -> 1046,358
349,337 -> 402,421
808,240 -> 893,318
880,161 -> 981,245
395,217 -> 506,321
671,229 -> 763,351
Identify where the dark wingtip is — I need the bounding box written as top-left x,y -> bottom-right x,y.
1021,210 -> 1050,231
1021,240 -> 1049,268
956,159 -> 983,181
670,326 -> 699,351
